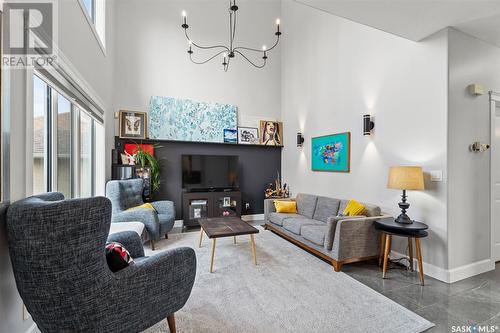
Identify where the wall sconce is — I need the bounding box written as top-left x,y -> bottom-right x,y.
363,114 -> 375,136
297,132 -> 304,147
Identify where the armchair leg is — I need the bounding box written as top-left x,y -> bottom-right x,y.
151,240 -> 155,251
165,233 -> 169,239
167,313 -> 176,333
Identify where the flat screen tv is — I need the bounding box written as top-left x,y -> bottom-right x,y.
182,155 -> 239,192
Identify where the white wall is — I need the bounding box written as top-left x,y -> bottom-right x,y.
0,0 -> 115,332
113,0 -> 281,131
281,1 -> 449,276
447,28 -> 500,271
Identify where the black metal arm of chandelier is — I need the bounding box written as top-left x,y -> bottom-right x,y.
181,0 -> 282,72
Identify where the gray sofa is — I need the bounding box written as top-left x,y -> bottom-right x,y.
264,193 -> 390,271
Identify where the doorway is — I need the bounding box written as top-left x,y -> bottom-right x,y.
491,92 -> 500,262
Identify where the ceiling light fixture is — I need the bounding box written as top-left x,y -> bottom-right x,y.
181,1 -> 282,72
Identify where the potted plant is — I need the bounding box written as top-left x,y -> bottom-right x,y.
133,145 -> 161,195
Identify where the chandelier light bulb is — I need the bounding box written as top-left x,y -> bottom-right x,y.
262,45 -> 267,51
188,39 -> 192,45
276,18 -> 280,25
182,10 -> 187,17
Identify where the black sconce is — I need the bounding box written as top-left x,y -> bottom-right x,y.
297,132 -> 304,147
363,114 -> 375,136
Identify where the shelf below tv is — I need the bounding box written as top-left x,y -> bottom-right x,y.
182,191 -> 242,229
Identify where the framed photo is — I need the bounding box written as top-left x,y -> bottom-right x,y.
311,132 -> 351,172
119,110 -> 147,139
237,127 -> 259,145
223,197 -> 231,207
223,129 -> 237,143
259,121 -> 283,146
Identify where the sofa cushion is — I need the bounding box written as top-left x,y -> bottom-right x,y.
283,217 -> 323,235
296,193 -> 318,219
268,212 -> 299,226
343,200 -> 366,216
301,225 -> 327,246
338,200 -> 350,214
313,196 -> 341,222
339,199 -> 381,217
274,200 -> 297,213
363,204 -> 381,217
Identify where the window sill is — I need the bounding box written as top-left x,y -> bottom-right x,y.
77,0 -> 106,56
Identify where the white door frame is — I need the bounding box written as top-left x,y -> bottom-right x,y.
490,91 -> 500,262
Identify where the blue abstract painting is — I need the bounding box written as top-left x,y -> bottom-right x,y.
148,96 -> 238,143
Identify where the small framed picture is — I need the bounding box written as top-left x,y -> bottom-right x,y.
119,110 -> 147,139
223,197 -> 231,207
223,129 -> 237,143
237,127 -> 259,145
259,121 -> 283,146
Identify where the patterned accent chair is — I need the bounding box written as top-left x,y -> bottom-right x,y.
106,179 -> 175,250
6,193 -> 196,333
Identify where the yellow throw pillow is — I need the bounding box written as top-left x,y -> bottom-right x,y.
274,200 -> 297,214
343,200 -> 365,216
127,203 -> 156,212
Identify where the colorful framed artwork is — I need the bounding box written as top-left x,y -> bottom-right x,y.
237,127 -> 259,145
223,129 -> 237,143
148,96 -> 238,143
119,110 -> 147,139
311,132 -> 351,172
259,121 -> 283,146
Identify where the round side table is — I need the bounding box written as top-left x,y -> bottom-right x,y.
374,218 -> 429,286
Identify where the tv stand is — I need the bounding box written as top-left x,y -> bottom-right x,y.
182,191 -> 242,229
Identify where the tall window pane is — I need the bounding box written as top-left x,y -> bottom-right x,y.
57,95 -> 72,197
94,122 -> 105,196
33,76 -> 48,195
80,111 -> 92,197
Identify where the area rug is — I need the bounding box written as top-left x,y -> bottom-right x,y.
143,227 -> 434,333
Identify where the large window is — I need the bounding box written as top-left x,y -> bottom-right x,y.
32,74 -> 104,198
57,95 -> 72,198
33,75 -> 48,195
82,0 -> 95,23
79,0 -> 106,51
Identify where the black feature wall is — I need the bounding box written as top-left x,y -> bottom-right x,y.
114,137 -> 282,219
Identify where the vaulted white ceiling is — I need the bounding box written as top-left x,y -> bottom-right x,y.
296,0 -> 500,47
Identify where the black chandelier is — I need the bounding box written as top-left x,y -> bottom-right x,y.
181,1 -> 282,72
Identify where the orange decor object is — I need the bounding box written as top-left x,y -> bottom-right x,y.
124,144 -> 154,156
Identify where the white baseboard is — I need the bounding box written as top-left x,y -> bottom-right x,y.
242,214 -> 264,221
494,244 -> 500,262
391,251 -> 495,283
391,250 -> 449,283
447,259 -> 495,283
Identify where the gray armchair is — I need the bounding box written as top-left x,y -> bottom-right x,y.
6,193 -> 196,333
106,179 -> 175,249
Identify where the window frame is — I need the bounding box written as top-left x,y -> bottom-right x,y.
30,71 -> 104,198
77,0 -> 106,55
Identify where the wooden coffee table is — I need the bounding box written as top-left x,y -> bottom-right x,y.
198,217 -> 259,273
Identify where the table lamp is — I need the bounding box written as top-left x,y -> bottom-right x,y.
387,166 -> 424,224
